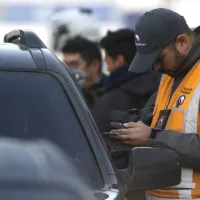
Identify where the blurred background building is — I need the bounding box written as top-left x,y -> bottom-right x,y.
0,0 -> 198,49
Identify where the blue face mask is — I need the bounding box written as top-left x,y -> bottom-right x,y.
70,68 -> 88,88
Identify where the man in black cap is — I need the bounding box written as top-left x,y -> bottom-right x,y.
110,8 -> 200,200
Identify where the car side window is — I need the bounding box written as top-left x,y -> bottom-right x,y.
0,71 -> 103,189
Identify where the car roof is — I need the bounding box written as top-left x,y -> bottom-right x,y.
0,29 -> 68,73
0,43 -> 37,69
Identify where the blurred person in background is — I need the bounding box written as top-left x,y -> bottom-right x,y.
49,7 -> 108,109
0,137 -> 97,200
92,29 -> 161,133
62,36 -> 104,109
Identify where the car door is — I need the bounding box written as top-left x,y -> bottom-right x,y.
0,70 -> 119,199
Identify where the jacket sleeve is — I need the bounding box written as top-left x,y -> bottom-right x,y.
137,91 -> 157,126
149,129 -> 200,170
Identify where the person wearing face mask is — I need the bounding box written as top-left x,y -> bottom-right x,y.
61,36 -> 104,109
110,8 -> 200,200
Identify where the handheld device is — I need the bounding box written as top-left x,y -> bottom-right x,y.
102,132 -> 120,136
110,122 -> 125,129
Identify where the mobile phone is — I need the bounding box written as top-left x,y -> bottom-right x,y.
102,132 -> 120,136
110,122 -> 125,129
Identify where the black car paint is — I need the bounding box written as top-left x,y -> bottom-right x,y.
0,43 -> 118,190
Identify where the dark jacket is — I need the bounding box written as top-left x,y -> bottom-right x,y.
150,37 -> 200,170
92,65 -> 161,133
82,74 -> 106,109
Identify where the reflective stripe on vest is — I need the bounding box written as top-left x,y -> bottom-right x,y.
149,60 -> 200,199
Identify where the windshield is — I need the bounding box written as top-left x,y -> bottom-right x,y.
0,71 -> 104,189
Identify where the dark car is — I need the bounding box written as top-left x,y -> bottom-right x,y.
0,29 -> 181,200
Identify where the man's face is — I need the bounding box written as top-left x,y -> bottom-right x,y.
105,51 -> 124,72
152,34 -> 191,77
153,45 -> 186,77
64,53 -> 86,69
63,53 -> 97,88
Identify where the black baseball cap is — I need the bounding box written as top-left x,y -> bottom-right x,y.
129,8 -> 190,73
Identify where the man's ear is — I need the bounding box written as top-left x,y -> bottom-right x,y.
175,34 -> 189,55
115,55 -> 125,66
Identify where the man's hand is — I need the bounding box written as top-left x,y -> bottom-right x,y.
110,121 -> 152,146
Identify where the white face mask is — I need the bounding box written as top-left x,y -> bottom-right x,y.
70,68 -> 88,88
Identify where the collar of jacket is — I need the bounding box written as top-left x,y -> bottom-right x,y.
175,36 -> 200,78
88,74 -> 106,96
89,74 -> 105,90
103,64 -> 136,89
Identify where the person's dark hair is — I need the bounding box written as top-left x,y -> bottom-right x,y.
62,36 -> 102,69
100,29 -> 136,65
185,28 -> 197,36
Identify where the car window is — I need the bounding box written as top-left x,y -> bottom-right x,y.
0,71 -> 104,189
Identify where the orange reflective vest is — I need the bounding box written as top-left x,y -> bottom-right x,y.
149,61 -> 200,200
